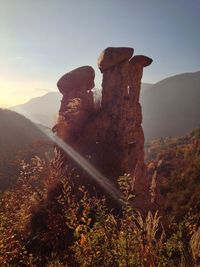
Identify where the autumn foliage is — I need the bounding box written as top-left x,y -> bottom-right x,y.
0,128 -> 200,266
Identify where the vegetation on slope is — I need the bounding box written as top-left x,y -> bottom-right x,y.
0,108 -> 52,191
0,125 -> 199,267
0,109 -> 47,151
146,126 -> 200,221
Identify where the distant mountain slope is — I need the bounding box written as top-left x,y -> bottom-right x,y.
141,71 -> 200,140
0,109 -> 50,190
0,109 -> 47,156
140,82 -> 153,93
11,92 -> 62,127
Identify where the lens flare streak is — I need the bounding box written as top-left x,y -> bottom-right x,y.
47,131 -> 122,202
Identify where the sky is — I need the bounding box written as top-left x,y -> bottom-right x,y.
0,0 -> 200,108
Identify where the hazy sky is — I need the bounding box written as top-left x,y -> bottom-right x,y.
0,0 -> 200,107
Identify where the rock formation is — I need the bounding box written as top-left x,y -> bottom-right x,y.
55,66 -> 95,141
54,47 -> 153,209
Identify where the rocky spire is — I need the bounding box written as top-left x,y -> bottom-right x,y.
97,47 -> 152,208
97,48 -> 152,176
55,66 -> 95,143
54,47 -> 153,210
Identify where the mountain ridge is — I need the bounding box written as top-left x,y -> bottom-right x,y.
141,70 -> 200,139
10,71 -> 200,140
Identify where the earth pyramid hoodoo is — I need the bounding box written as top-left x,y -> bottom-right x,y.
54,47 -> 153,209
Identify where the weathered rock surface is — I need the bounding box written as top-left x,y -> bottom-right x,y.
130,55 -> 153,67
54,47 -> 153,210
97,48 -> 153,208
57,66 -> 95,94
98,47 -> 134,72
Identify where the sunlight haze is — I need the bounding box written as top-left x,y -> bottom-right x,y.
0,0 -> 200,107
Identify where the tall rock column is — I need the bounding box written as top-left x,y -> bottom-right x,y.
98,47 -> 152,207
125,55 -> 153,192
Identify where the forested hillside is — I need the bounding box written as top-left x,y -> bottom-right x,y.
0,109 -> 51,190
146,126 -> 200,220
0,127 -> 199,266
0,109 -> 47,153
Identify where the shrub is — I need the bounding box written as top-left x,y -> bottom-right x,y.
0,154 -> 197,266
